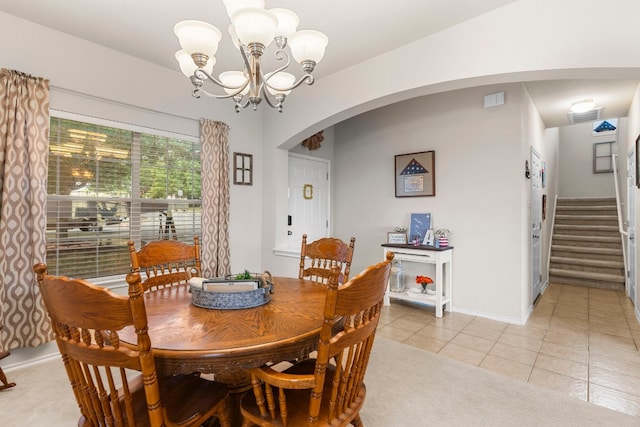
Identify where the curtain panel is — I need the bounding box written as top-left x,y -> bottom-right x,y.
0,69 -> 52,351
200,119 -> 231,277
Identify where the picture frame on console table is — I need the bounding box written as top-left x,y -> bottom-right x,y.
394,150 -> 435,197
409,213 -> 431,245
387,232 -> 408,244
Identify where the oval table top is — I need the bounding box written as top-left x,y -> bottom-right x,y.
120,276 -> 327,376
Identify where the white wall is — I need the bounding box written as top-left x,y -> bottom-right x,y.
332,84 -> 527,322
558,123 -> 618,198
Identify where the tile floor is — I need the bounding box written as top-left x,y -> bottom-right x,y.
377,283 -> 640,417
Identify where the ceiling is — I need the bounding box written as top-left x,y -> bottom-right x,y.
1,0 -> 637,128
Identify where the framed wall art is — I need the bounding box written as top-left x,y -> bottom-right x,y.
233,152 -> 253,186
395,150 -> 435,197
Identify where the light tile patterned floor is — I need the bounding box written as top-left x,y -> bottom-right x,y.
377,283 -> 640,417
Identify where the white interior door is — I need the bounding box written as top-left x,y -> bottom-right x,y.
627,151 -> 636,305
288,154 -> 329,249
530,148 -> 542,304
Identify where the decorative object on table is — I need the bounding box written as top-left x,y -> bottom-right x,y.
416,275 -> 434,294
389,259 -> 405,292
409,213 -> 432,245
423,229 -> 435,246
394,151 -> 436,197
233,152 -> 253,185
435,228 -> 450,248
190,270 -> 274,309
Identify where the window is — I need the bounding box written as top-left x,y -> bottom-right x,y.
593,141 -> 615,174
47,115 -> 201,279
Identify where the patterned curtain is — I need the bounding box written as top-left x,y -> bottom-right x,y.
199,119 -> 231,277
0,69 -> 52,352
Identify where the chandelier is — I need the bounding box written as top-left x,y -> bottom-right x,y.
174,0 -> 328,113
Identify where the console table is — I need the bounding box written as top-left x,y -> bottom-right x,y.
381,244 -> 453,317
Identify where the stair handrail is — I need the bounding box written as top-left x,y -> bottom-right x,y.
612,154 -> 628,286
546,194 -> 558,290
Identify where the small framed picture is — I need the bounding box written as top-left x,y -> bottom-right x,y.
233,152 -> 253,186
387,232 -> 408,244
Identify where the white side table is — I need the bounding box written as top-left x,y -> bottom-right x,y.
382,244 -> 453,317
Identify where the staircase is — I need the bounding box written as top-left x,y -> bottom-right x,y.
549,197 -> 625,291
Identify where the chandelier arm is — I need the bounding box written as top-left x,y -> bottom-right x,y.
265,73 -> 315,93
260,86 -> 278,108
193,68 -> 250,99
260,85 -> 285,113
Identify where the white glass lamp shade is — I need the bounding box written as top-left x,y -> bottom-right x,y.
219,70 -> 250,96
270,8 -> 299,38
570,99 -> 595,113
175,50 -> 215,77
223,0 -> 265,19
288,30 -> 329,64
228,24 -> 240,49
231,8 -> 277,47
174,20 -> 222,58
266,72 -> 296,96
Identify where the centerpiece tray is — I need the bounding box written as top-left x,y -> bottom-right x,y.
189,271 -> 273,309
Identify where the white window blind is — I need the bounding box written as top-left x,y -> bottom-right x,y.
47,116 -> 202,279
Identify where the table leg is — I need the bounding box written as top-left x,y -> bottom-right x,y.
214,371 -> 252,427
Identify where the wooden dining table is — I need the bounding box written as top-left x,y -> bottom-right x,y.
120,276 -> 327,386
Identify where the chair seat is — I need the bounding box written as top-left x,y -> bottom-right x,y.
80,374 -> 229,427
241,360 -> 366,427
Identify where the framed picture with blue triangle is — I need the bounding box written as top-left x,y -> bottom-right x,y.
394,150 -> 435,197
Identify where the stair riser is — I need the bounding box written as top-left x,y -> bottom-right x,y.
557,198 -> 616,207
549,275 -> 624,291
553,231 -> 619,238
551,250 -> 622,262
549,262 -> 624,276
552,239 -> 622,249
554,231 -> 619,238
555,218 -> 618,227
556,209 -> 617,216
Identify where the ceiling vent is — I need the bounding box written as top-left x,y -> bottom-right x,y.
568,107 -> 602,124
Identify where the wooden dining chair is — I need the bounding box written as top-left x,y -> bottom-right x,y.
33,263 -> 231,427
298,234 -> 356,285
128,236 -> 201,292
240,252 -> 394,427
0,326 -> 16,391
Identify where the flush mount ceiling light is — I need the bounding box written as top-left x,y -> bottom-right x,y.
174,0 -> 328,113
570,99 -> 595,113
